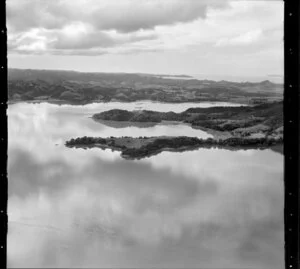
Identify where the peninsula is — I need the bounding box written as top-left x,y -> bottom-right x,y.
93,101 -> 283,138
65,136 -> 283,160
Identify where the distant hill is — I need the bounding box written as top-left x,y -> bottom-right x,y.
8,68 -> 283,104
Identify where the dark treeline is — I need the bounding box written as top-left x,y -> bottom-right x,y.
65,135 -> 283,159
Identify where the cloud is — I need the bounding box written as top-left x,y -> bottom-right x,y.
6,0 -> 228,55
8,23 -> 158,55
7,0 -> 225,33
51,25 -> 157,50
7,0 -> 283,62
215,29 -> 263,47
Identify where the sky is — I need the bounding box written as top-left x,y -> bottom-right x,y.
7,0 -> 283,79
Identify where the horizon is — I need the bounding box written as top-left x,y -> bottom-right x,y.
8,67 -> 283,84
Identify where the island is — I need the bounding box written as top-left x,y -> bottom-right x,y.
65,136 -> 283,160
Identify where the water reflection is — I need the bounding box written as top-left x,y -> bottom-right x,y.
8,102 -> 212,139
8,102 -> 284,268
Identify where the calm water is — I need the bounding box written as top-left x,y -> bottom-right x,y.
158,74 -> 283,84
191,74 -> 283,84
8,102 -> 284,268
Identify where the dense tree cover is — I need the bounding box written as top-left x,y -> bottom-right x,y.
65,135 -> 283,159
94,101 -> 283,134
93,109 -> 182,122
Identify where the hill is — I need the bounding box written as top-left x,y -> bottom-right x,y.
8,68 -> 283,104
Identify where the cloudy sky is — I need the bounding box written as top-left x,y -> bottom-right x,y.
7,0 -> 283,79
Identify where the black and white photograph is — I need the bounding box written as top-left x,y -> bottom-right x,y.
6,0 -> 285,268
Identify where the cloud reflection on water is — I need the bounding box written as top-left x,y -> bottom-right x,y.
8,102 -> 284,268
